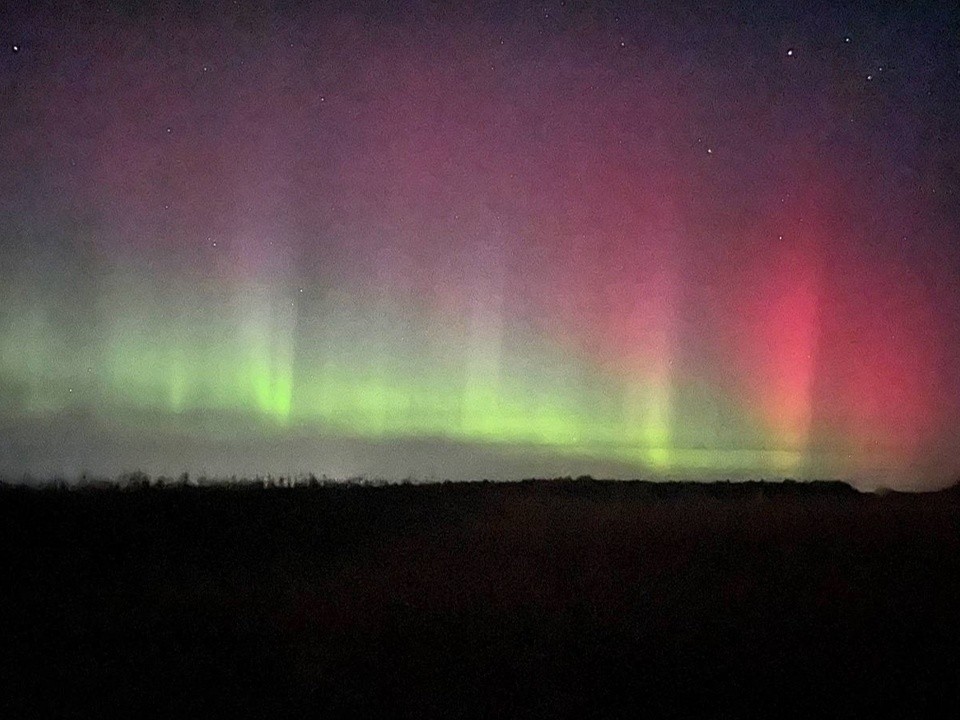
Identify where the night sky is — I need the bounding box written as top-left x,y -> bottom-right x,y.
1,0 -> 959,489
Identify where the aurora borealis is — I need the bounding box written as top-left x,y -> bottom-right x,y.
2,0 -> 959,488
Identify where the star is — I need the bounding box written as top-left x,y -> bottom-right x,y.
12,44 -> 19,53
844,37 -> 851,43
787,49 -> 794,56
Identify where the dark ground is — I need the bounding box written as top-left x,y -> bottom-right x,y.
3,478 -> 960,718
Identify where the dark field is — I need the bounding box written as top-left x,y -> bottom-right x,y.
3,478 -> 960,718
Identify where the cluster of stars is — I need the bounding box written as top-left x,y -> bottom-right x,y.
785,37 -> 880,84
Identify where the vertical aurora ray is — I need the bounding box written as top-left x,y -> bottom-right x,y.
736,236 -> 823,473
620,268 -> 677,471
461,235 -> 507,439
237,282 -> 296,422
